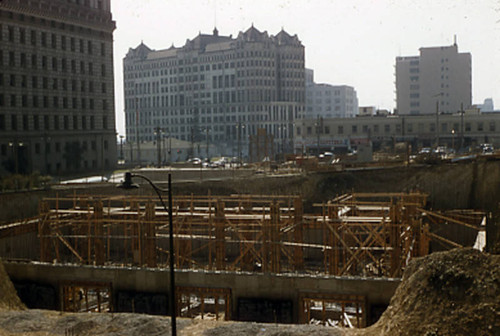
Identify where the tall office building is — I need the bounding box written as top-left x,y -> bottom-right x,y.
396,43 -> 471,115
0,0 -> 117,175
123,26 -> 305,158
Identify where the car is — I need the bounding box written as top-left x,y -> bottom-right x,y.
419,147 -> 432,154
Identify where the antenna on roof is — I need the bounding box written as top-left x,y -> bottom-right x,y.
214,0 -> 217,31
454,34 -> 457,46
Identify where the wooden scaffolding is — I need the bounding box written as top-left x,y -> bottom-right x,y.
35,192 -> 485,277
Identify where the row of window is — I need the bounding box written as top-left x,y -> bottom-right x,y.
1,24 -> 107,56
0,114 -> 109,131
298,121 -> 497,136
0,50 -> 107,76
127,48 -> 303,72
0,93 -> 108,111
0,73 -> 107,93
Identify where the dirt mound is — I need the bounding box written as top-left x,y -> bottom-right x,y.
0,259 -> 25,311
354,248 -> 499,336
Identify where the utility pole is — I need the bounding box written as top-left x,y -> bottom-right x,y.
206,127 -> 210,161
435,100 -> 440,147
460,103 -> 464,151
237,122 -> 241,165
190,127 -> 194,159
155,127 -> 162,167
119,135 -> 124,161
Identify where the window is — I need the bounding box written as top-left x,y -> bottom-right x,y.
9,51 -> 15,66
8,26 -> 14,42
20,53 -> 26,67
11,114 -> 17,130
20,29 -> 25,44
477,122 -> 483,132
352,125 -> 357,133
30,30 -> 36,45
34,115 -> 39,130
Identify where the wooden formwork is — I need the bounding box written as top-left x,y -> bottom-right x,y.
33,192 -> 485,277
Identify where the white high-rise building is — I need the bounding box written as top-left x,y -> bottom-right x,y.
396,43 -> 471,115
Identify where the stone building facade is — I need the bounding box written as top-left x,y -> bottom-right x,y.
123,26 -> 305,160
0,0 -> 117,175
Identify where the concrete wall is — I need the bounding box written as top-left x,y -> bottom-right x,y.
4,261 -> 400,324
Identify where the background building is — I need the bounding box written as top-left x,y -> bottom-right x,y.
123,26 -> 305,161
396,43 -> 471,115
306,83 -> 358,119
305,69 -> 358,119
295,111 -> 500,154
0,0 -> 117,175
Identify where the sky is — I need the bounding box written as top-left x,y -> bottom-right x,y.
111,0 -> 500,136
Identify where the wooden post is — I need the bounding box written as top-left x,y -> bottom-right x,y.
215,200 -> 226,270
270,200 -> 280,273
94,201 -> 104,266
293,197 -> 304,271
145,201 -> 157,267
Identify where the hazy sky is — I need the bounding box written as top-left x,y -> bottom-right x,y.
111,0 -> 500,136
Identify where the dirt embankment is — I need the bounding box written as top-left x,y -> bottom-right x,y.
349,248 -> 500,336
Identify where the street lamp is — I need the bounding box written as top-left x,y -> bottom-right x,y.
118,172 -> 176,336
9,141 -> 24,175
451,129 -> 456,152
236,122 -> 245,166
154,128 -> 163,167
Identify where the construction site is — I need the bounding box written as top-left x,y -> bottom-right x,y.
0,160 -> 499,335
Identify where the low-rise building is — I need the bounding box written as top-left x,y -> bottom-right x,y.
295,112 -> 500,154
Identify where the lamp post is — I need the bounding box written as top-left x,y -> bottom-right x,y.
118,172 -> 176,336
154,127 -> 163,167
236,122 -> 245,166
451,129 -> 456,152
9,141 -> 24,175
119,135 -> 124,161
